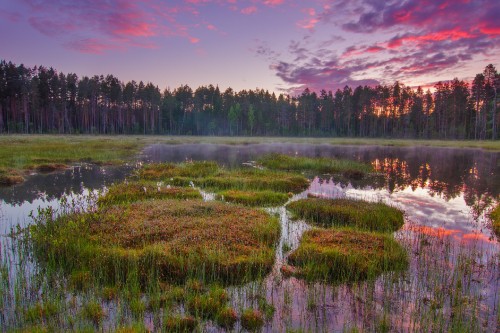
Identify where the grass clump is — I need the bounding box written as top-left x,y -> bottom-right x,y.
490,203 -> 500,237
0,168 -> 24,185
287,228 -> 408,282
25,301 -> 60,323
185,286 -> 229,319
240,308 -> 265,331
163,315 -> 197,332
30,199 -> 280,285
215,306 -> 238,329
258,153 -> 372,177
98,181 -> 201,206
287,198 -> 404,233
217,189 -> 290,206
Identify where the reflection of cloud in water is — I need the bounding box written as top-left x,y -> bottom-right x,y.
305,177 -> 496,244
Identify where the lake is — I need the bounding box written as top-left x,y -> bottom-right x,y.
0,143 -> 498,332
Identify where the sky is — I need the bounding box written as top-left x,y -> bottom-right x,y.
1,0 -> 499,94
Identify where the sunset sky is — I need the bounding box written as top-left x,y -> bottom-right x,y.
1,0 -> 499,94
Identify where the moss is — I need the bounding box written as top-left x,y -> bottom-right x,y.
287,198 -> 404,233
217,190 -> 289,206
490,203 -> 500,237
163,315 -> 197,332
258,153 -> 372,176
98,181 -> 201,206
287,228 -> 408,282
240,308 -> 265,331
30,199 -> 280,285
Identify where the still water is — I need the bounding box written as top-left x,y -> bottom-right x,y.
0,143 -> 498,332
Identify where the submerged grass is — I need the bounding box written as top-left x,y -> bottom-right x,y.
30,199 -> 280,285
217,190 -> 290,207
258,153 -> 372,177
287,228 -> 408,282
287,198 -> 404,233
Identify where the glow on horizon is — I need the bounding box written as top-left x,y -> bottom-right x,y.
1,0 -> 499,94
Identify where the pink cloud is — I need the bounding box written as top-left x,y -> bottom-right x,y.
241,6 -> 257,15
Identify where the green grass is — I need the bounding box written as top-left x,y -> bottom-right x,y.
98,181 -> 202,206
258,153 -> 372,177
287,228 -> 408,282
217,190 -> 290,206
490,203 -> 500,237
139,161 -> 219,180
30,199 -> 281,285
287,198 -> 405,233
240,308 -> 265,331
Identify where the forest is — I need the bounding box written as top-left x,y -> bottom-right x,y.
0,60 -> 498,139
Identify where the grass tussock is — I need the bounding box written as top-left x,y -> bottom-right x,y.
287,228 -> 408,282
0,168 -> 24,185
217,190 -> 290,206
240,308 -> 265,331
98,181 -> 201,206
287,198 -> 404,233
490,203 -> 500,237
258,153 -> 372,177
30,199 -> 280,285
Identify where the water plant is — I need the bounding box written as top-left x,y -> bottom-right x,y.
287,198 -> 404,233
217,190 -> 289,206
287,228 -> 408,282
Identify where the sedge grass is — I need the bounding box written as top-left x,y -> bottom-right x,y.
287,198 -> 404,233
287,228 -> 408,282
490,203 -> 500,237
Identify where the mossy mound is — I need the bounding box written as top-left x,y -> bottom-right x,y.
287,198 -> 404,233
217,190 -> 289,206
258,153 -> 372,176
98,182 -> 202,206
287,228 -> 408,282
30,199 -> 280,285
490,203 -> 500,237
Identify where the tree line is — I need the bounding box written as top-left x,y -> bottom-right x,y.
0,60 -> 498,139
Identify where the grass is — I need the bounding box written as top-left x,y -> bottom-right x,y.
258,153 -> 372,177
138,162 -> 310,194
0,135 -> 143,172
490,203 -> 500,237
287,228 -> 408,282
217,190 -> 290,206
30,199 -> 281,285
287,198 -> 405,233
98,181 -> 202,206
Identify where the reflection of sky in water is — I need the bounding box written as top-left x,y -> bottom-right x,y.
307,177 -> 497,245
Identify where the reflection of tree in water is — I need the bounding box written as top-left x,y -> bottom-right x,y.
0,165 -> 133,206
